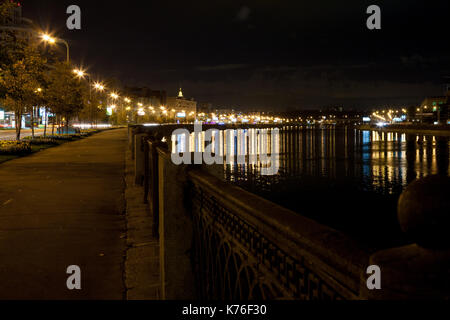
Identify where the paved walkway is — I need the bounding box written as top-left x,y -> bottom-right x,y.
0,129 -> 127,299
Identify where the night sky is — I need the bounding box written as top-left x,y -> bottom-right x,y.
21,0 -> 450,111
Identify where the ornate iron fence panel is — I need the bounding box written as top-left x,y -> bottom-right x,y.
190,179 -> 360,300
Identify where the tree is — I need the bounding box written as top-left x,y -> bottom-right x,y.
0,0 -> 15,23
0,42 -> 46,140
78,90 -> 107,127
45,61 -> 84,134
1,1 -> 47,140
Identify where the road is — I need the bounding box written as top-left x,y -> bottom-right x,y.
0,129 -> 45,140
0,129 -> 127,299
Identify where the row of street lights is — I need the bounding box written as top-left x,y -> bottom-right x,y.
39,33 -> 177,122
40,33 -> 126,111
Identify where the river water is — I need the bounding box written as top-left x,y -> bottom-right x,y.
173,126 -> 450,250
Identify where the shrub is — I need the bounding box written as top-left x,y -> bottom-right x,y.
37,134 -> 80,141
0,140 -> 32,155
23,136 -> 62,146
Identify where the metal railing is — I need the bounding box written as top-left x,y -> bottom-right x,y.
188,169 -> 367,300
130,124 -> 450,300
132,125 -> 368,300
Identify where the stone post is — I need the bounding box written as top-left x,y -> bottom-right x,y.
134,133 -> 147,185
129,126 -> 139,160
148,140 -> 163,237
361,175 -> 450,299
128,125 -> 135,149
157,148 -> 196,300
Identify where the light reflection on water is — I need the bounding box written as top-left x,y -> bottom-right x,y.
221,127 -> 449,196
172,126 -> 450,249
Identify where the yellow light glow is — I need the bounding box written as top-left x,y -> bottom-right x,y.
73,69 -> 85,78
41,34 -> 56,44
93,82 -> 105,91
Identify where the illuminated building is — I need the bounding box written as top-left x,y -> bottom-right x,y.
0,2 -> 35,42
124,87 -> 167,108
419,94 -> 449,124
166,88 -> 197,122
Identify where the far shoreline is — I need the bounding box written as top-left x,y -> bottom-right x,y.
355,124 -> 450,137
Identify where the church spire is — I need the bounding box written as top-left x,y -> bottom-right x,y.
178,87 -> 184,98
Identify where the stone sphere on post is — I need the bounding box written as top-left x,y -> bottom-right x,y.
398,175 -> 450,248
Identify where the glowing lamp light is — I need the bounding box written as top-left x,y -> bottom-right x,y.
93,83 -> 105,91
41,34 -> 56,44
73,69 -> 85,78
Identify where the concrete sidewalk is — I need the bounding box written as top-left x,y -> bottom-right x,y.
0,129 -> 127,299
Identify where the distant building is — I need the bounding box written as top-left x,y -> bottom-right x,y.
166,88 -> 197,122
214,108 -> 236,116
0,2 -> 37,128
197,102 -> 213,114
418,95 -> 449,124
124,86 -> 167,107
0,2 -> 35,42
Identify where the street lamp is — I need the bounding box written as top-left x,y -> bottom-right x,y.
93,82 -> 105,92
41,33 -> 70,63
73,68 -> 92,100
73,68 -> 86,78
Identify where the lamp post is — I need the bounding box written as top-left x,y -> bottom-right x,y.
41,34 -> 70,63
73,68 -> 92,101
90,82 -> 106,128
